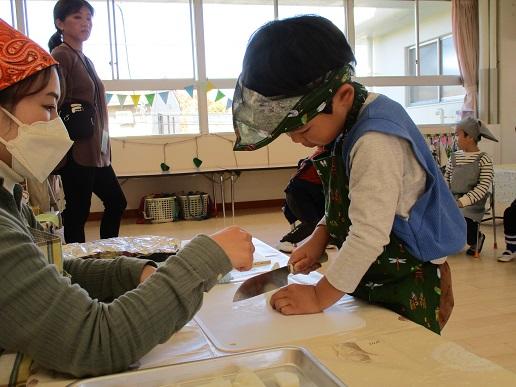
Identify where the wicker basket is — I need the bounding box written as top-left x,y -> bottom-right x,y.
143,196 -> 179,223
178,192 -> 209,220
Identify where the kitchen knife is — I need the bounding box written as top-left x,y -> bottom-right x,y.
232,253 -> 328,302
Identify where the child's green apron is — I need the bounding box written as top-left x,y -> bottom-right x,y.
313,137 -> 444,334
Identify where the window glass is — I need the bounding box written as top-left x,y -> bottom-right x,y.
1,0 -> 14,26
25,0 -> 60,51
441,35 -> 463,99
207,88 -> 234,133
108,89 -> 199,137
25,0 -> 112,79
441,36 -> 459,75
204,1 -> 274,79
419,0 -> 452,42
407,35 -> 463,105
368,86 -> 461,125
277,1 -> 345,33
408,41 -> 439,104
354,0 -> 416,76
113,1 -> 193,79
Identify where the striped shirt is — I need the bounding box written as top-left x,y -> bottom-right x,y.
444,150 -> 494,207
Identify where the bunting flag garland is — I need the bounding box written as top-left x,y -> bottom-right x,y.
159,91 -> 169,104
117,94 -> 127,106
130,94 -> 141,107
214,90 -> 225,102
184,85 -> 194,98
145,93 -> 155,106
104,86 -> 232,106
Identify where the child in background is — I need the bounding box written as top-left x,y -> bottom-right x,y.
277,147 -> 325,253
498,199 -> 516,262
444,117 -> 498,256
232,15 -> 466,333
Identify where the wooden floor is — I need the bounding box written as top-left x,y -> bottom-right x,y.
85,207 -> 516,373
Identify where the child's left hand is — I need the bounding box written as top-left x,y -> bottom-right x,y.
269,276 -> 345,315
269,284 -> 322,315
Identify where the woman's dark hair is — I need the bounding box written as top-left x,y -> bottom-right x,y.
0,66 -> 63,111
241,15 -> 356,97
48,0 -> 94,52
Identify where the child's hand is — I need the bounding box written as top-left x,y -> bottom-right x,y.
289,225 -> 328,274
269,284 -> 322,314
269,277 -> 345,314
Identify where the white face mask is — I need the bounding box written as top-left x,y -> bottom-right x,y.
0,107 -> 73,183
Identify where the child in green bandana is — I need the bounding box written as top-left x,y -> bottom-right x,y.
233,15 -> 466,333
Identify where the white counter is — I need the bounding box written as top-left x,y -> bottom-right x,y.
31,239 -> 516,386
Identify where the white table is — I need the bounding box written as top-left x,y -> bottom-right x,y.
118,164 -> 296,219
31,239 -> 516,386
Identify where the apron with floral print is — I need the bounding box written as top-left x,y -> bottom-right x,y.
313,136 -> 444,334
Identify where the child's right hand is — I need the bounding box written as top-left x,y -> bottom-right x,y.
289,225 -> 329,274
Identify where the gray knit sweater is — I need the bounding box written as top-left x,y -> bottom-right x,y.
0,179 -> 232,377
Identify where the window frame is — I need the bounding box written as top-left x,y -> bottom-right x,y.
10,0 -> 465,138
405,34 -> 463,106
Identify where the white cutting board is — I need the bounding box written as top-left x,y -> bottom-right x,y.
195,273 -> 365,352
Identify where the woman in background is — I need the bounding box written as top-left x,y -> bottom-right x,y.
49,0 -> 126,243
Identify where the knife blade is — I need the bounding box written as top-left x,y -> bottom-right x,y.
232,253 -> 328,302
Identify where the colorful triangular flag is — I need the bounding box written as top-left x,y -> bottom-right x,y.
184,85 -> 194,98
145,93 -> 155,106
215,90 -> 225,102
105,93 -> 113,104
130,94 -> 141,107
226,98 -> 233,111
117,94 -> 127,106
159,91 -> 169,105
193,157 -> 202,168
206,81 -> 215,92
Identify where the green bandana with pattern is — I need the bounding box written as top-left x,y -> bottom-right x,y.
232,65 -> 368,151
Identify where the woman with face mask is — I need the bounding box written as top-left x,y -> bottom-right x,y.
0,20 -> 253,385
48,0 -> 127,244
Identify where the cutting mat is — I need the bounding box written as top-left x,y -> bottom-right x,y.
195,273 -> 365,352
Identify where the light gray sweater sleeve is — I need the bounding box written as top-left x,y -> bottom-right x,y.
325,132 -> 426,293
0,215 -> 232,377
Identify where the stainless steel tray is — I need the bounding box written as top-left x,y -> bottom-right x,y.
68,346 -> 346,386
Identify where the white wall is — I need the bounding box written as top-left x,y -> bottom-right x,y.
91,133 -> 309,211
